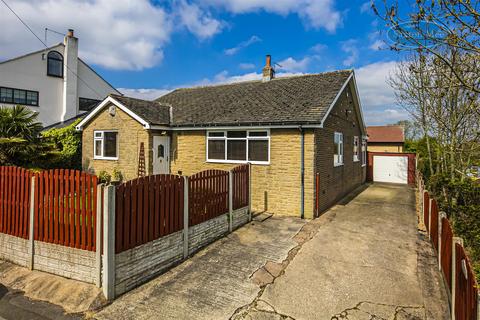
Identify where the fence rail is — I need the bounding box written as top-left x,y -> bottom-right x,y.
189,170 -> 229,226
115,174 -> 184,254
232,165 -> 249,210
418,173 -> 479,320
34,169 -> 98,251
0,166 -> 33,239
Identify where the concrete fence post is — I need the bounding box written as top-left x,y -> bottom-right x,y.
438,211 -> 447,271
95,184 -> 104,288
183,176 -> 189,259
28,176 -> 35,270
102,185 -> 116,301
248,163 -> 252,222
228,171 -> 233,233
451,237 -> 464,320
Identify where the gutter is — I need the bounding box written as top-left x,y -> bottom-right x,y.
299,125 -> 305,219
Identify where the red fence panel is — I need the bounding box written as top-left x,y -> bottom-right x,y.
0,166 -> 33,239
189,170 -> 228,226
33,170 -> 98,251
430,198 -> 439,252
440,217 -> 453,291
423,191 -> 430,232
455,243 -> 478,320
115,174 -> 184,254
232,165 -> 249,210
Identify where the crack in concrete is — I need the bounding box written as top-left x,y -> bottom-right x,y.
229,214 -> 333,320
331,301 -> 425,320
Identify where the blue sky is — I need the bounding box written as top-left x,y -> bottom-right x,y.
1,0 -> 408,125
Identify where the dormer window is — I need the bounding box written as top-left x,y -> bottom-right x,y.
47,51 -> 63,78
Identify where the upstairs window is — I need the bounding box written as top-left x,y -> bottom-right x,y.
334,132 -> 344,166
353,136 -> 359,162
0,87 -> 38,106
79,97 -> 101,111
207,130 -> 270,164
47,51 -> 63,77
94,131 -> 118,160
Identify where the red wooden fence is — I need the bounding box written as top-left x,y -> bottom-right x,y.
115,174 -> 184,254
33,170 -> 98,251
430,199 -> 439,252
232,165 -> 249,210
455,243 -> 478,320
189,170 -> 228,226
440,217 -> 453,290
0,166 -> 33,239
423,191 -> 430,231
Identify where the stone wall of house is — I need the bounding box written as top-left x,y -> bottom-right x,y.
81,104 -> 151,181
367,143 -> 404,153
170,129 -> 315,218
34,241 -> 97,283
314,83 -> 366,214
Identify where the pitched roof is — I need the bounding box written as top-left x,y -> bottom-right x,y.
367,126 -> 405,143
110,94 -> 171,126
156,70 -> 353,126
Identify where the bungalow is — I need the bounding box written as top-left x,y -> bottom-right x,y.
76,56 -> 367,219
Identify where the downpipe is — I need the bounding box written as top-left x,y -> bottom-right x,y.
300,126 -> 305,219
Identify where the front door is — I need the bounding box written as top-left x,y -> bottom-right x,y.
152,135 -> 170,174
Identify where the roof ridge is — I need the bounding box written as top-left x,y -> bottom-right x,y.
167,69 -> 353,94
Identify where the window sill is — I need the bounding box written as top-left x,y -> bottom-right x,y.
206,159 -> 269,166
94,156 -> 119,161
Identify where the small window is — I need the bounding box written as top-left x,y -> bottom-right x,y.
0,87 -> 13,103
93,131 -> 118,160
157,145 -> 164,158
0,87 -> 38,106
47,51 -> 64,77
334,132 -> 344,166
361,137 -> 367,166
13,89 -> 26,104
79,97 -> 101,111
353,136 -> 359,162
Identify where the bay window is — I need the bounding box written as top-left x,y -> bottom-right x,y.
94,131 -> 118,160
207,130 -> 270,164
334,132 -> 344,166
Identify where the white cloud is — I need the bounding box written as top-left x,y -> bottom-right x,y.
277,57 -> 311,72
369,39 -> 384,51
177,0 -> 223,40
200,0 -> 342,32
341,39 -> 359,66
224,35 -> 261,55
0,0 -> 223,71
118,88 -> 172,100
355,60 -> 409,124
360,1 -> 371,13
239,63 -> 256,70
310,43 -> 327,53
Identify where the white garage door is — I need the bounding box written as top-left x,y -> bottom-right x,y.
373,155 -> 408,184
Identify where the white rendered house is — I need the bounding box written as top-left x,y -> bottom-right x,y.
0,29 -> 120,127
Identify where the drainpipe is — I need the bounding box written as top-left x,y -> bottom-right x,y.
300,126 -> 305,219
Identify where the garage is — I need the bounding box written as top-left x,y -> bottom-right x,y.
367,152 -> 416,185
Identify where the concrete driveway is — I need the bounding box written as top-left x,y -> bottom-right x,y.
95,183 -> 449,320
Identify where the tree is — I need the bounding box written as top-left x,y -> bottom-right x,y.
0,105 -> 44,166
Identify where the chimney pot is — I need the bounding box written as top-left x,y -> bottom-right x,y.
266,54 -> 271,67
67,29 -> 74,37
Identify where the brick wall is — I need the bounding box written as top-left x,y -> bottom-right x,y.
34,241 -> 97,283
82,105 -> 151,181
367,143 -> 404,153
0,233 -> 29,267
314,85 -> 366,213
170,129 -> 315,218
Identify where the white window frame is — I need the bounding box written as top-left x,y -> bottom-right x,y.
206,129 -> 270,165
353,136 -> 359,162
361,136 -> 367,167
93,130 -> 119,160
334,132 -> 344,167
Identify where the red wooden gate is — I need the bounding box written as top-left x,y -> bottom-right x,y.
232,165 -> 249,210
455,243 -> 478,320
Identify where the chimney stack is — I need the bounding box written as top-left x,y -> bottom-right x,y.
62,29 -> 78,121
262,54 -> 275,82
